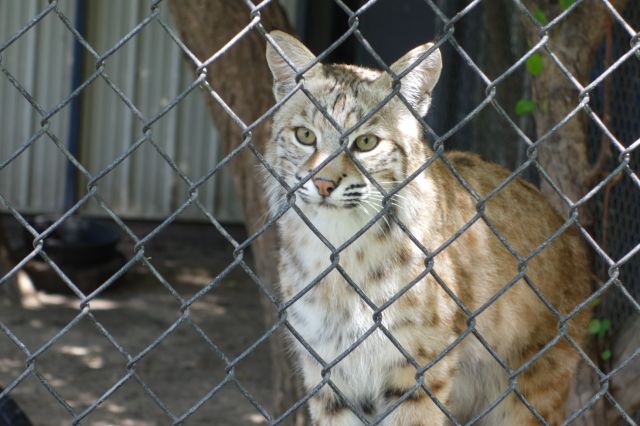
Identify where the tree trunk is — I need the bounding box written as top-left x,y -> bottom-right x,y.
520,1 -> 636,423
521,0 -> 628,224
167,2 -> 306,424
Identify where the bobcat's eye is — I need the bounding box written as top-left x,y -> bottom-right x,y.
294,127 -> 317,145
354,134 -> 379,152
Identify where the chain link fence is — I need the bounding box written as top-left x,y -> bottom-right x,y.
1,0 -> 639,425
588,0 -> 640,335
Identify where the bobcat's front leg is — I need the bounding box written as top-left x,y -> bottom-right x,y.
302,356 -> 369,426
380,357 -> 455,426
308,390 -> 367,426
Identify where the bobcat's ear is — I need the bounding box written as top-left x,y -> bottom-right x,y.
377,43 -> 442,117
266,31 -> 319,101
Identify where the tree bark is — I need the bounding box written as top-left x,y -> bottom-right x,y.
521,0 -> 628,225
167,2 -> 306,424
520,1 -> 636,423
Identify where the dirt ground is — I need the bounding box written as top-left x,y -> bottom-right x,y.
0,218 -> 283,426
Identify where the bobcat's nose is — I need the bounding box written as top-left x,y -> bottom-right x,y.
313,177 -> 337,197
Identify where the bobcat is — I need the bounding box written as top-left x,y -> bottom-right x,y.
264,30 -> 591,426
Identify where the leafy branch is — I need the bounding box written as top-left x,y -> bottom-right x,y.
515,0 -> 577,116
589,297 -> 613,361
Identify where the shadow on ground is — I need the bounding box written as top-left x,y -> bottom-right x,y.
0,219 -> 275,425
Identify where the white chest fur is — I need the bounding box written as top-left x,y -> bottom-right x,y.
279,208 -> 411,400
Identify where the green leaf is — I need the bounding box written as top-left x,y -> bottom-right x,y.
526,53 -> 543,76
533,8 -> 549,25
591,297 -> 601,307
599,319 -> 612,337
515,99 -> 536,116
587,319 -> 601,334
560,0 -> 576,10
601,349 -> 612,361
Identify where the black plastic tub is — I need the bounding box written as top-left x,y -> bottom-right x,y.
24,215 -> 121,266
21,215 -> 126,294
0,386 -> 31,426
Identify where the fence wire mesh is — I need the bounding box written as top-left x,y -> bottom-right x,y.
587,0 -> 640,335
0,0 -> 639,425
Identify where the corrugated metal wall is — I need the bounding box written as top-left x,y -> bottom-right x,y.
1,0 -> 252,222
77,0 -> 241,221
0,0 -> 73,214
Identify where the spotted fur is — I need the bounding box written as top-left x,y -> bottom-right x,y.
264,31 -> 591,426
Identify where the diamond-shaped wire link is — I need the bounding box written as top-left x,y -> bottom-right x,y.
0,0 -> 639,424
